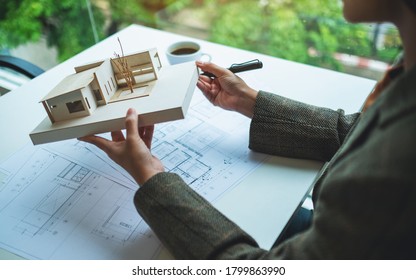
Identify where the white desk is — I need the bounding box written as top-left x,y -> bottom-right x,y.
0,24 -> 376,259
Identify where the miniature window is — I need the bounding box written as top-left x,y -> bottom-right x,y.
85,97 -> 91,109
93,89 -> 102,101
66,100 -> 85,113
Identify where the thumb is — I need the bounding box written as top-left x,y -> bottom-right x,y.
125,108 -> 139,141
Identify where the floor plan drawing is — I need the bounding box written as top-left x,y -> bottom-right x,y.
0,145 -> 161,259
0,86 -> 270,260
90,186 -> 153,245
84,92 -> 270,202
143,93 -> 270,201
45,140 -> 137,189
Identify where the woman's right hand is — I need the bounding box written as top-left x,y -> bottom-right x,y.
79,108 -> 164,186
196,61 -> 258,118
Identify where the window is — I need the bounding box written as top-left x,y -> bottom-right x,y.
66,100 -> 85,113
93,89 -> 103,101
1,1 -> 402,82
156,1 -> 402,80
85,97 -> 91,109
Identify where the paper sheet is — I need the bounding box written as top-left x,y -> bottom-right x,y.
0,144 -> 160,259
0,88 -> 269,259
86,92 -> 269,202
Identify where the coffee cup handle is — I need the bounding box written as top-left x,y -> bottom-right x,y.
200,53 -> 212,62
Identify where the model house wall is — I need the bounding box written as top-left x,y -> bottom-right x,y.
41,67 -> 99,122
94,59 -> 117,104
111,48 -> 161,87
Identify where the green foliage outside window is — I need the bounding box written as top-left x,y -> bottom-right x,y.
208,0 -> 400,72
0,0 -> 106,61
0,0 -> 402,74
0,0 -> 184,61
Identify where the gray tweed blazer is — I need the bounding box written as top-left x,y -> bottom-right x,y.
134,65 -> 416,259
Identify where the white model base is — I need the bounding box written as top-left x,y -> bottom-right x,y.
30,61 -> 199,145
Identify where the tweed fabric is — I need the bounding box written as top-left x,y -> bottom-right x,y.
249,91 -> 360,162
135,64 -> 416,259
134,173 -> 261,259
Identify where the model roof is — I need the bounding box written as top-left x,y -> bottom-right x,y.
40,67 -> 99,101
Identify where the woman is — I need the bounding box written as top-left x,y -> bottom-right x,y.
80,0 -> 416,259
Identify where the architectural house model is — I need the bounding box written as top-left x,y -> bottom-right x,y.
30,48 -> 199,145
41,49 -> 162,123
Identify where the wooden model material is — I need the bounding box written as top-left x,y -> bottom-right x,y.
30,49 -> 199,145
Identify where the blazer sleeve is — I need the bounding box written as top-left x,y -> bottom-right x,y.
134,73 -> 416,259
134,172 -> 263,259
134,92 -> 362,259
135,172 -> 310,259
249,91 -> 360,161
135,169 -> 416,260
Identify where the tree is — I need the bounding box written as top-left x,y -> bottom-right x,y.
208,0 -> 400,71
1,0 -> 400,68
0,0 -> 105,61
209,0 -> 341,68
0,0 -> 190,61
107,0 -> 190,35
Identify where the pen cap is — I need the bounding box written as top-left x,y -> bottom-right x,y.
229,59 -> 263,73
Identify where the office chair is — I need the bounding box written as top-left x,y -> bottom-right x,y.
0,55 -> 45,79
0,55 -> 45,95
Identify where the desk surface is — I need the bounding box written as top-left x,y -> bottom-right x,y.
0,24 -> 376,259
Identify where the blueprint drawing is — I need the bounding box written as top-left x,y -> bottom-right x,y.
0,145 -> 161,259
86,92 -> 269,202
0,90 -> 269,259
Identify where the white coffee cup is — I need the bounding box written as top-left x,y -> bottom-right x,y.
166,41 -> 211,65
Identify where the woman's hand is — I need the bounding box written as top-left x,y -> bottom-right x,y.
196,61 -> 258,118
79,108 -> 164,186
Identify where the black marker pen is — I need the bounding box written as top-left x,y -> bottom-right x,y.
201,59 -> 263,78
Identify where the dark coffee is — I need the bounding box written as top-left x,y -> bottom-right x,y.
171,47 -> 198,55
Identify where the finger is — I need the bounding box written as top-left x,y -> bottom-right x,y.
78,135 -> 112,154
197,75 -> 215,91
196,61 -> 231,78
198,74 -> 214,83
139,125 -> 154,149
197,79 -> 221,105
111,131 -> 125,142
125,108 -> 139,141
197,79 -> 209,93
198,86 -> 216,104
